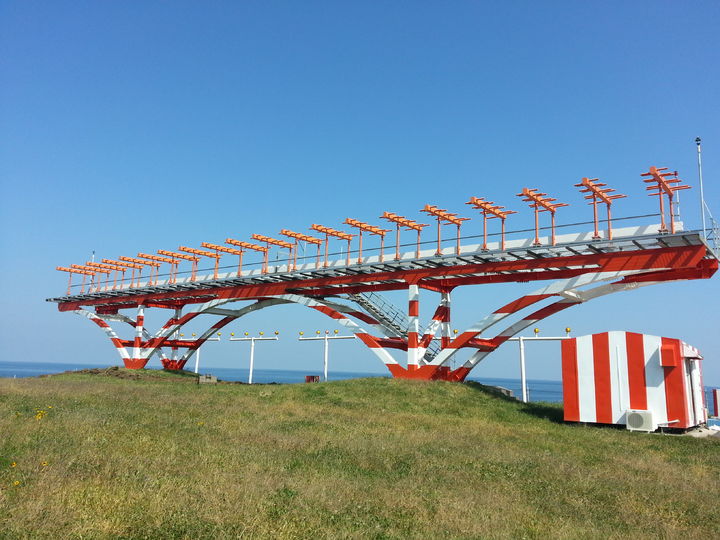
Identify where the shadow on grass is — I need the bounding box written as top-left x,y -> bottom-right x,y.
517,401 -> 565,424
463,381 -> 565,424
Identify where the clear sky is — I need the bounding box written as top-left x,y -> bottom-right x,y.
1,2 -> 718,384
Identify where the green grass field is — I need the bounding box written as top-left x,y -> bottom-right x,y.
1,369 -> 718,539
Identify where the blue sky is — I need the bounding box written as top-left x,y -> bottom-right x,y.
1,2 -> 718,383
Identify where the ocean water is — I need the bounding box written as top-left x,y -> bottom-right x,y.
0,360 -> 566,400
1,361 -> 718,425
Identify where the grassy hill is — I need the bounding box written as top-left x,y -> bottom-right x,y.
1,369 -> 718,539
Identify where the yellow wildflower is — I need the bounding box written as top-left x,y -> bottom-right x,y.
10,462 -> 16,468
13,480 -> 20,486
41,461 -> 49,467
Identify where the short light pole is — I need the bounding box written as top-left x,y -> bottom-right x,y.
179,332 -> 221,374
298,330 -> 356,381
506,327 -> 572,403
229,331 -> 279,384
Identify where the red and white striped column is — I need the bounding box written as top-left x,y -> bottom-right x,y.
129,304 -> 146,369
439,291 -> 451,349
407,284 -> 420,370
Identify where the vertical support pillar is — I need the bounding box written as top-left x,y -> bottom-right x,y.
435,217 -> 442,255
592,196 -> 600,239
395,224 -> 401,260
172,307 -> 181,364
130,304 -> 145,369
237,250 -> 244,277
323,235 -> 330,267
440,291 -> 452,349
500,217 -> 507,251
407,284 -> 420,370
658,192 -> 667,233
482,212 -> 488,251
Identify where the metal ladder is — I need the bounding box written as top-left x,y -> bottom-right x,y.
347,292 -> 441,361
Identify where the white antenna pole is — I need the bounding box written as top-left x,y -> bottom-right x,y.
696,137 -> 707,239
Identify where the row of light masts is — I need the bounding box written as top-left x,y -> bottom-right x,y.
56,166 -> 689,294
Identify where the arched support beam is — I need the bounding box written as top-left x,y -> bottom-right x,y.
173,298 -> 291,369
455,278 -> 666,380
274,294 -> 399,367
427,270 -> 651,368
92,311 -> 170,362
75,309 -> 132,364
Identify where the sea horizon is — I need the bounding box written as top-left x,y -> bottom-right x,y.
2,360 -> 718,418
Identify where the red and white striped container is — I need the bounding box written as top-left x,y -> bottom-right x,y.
562,331 -> 706,430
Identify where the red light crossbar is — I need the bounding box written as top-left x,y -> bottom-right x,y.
641,166 -> 691,234
251,234 -> 294,273
344,219 -> 390,263
310,224 -> 354,267
225,239 -> 268,273
87,261 -> 127,290
158,250 -> 201,282
104,258 -> 144,288
420,205 -> 469,256
517,188 -> 568,246
138,253 -> 179,284
280,229 -> 322,270
119,256 -> 160,286
56,265 -> 95,294
103,258 -> 143,270
71,264 -> 109,292
380,212 -> 428,260
574,178 -> 626,240
179,246 -> 222,279
201,242 -> 247,277
466,197 -> 516,251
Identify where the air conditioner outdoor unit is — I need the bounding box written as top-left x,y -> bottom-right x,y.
625,410 -> 657,432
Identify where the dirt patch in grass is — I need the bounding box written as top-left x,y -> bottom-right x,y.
39,366 -> 199,382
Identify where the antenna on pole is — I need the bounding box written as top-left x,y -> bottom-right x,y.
91,250 -> 95,263
696,137 -> 707,239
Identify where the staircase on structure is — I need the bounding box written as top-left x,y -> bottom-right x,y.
347,291 -> 441,361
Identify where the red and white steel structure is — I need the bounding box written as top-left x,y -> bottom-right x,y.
50,165 -> 718,378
